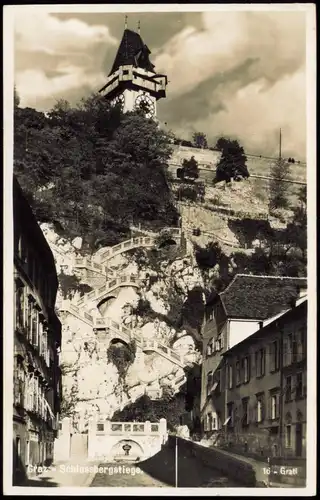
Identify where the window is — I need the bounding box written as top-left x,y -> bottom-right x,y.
292,336 -> 298,363
285,425 -> 292,448
15,437 -> 21,467
38,321 -> 43,355
207,343 -> 212,356
256,393 -> 265,423
243,356 -> 250,383
207,413 -> 213,431
270,392 -> 280,420
97,423 -> 104,432
228,364 -> 233,389
286,334 -> 293,365
242,398 -> 249,427
296,372 -> 303,399
31,309 -> 38,346
14,359 -> 25,406
227,402 -> 234,427
236,360 -> 241,385
207,372 -> 213,396
285,376 -> 292,402
297,328 -> 306,361
270,340 -> 280,372
33,376 -> 39,413
15,281 -> 25,331
256,348 -> 265,377
27,300 -> 33,342
212,416 -> 217,430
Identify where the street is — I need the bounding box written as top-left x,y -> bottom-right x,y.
24,442 -> 245,488
90,442 -> 243,487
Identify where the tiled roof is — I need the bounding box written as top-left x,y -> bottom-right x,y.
218,274 -> 307,320
109,29 -> 155,76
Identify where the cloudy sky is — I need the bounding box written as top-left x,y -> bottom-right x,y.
13,7 -> 308,159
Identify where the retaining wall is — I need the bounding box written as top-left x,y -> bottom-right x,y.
169,436 -> 257,486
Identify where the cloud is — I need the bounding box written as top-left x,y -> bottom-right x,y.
15,67 -> 106,110
14,10 -> 116,56
155,11 -> 305,97
14,11 -> 117,107
177,69 -> 306,158
155,11 -> 306,157
13,9 -> 307,158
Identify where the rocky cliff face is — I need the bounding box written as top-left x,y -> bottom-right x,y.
41,224 -> 203,429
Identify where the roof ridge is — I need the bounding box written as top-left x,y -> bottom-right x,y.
219,274 -> 239,296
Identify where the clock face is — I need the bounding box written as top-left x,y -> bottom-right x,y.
111,94 -> 125,108
135,94 -> 155,118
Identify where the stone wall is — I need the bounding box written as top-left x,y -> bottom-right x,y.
170,436 -> 257,486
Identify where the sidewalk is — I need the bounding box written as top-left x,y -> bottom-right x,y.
25,459 -> 100,487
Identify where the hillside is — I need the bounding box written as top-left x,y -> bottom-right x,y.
14,96 -> 306,430
167,144 -> 306,232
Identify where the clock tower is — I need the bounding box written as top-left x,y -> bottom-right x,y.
99,21 -> 167,118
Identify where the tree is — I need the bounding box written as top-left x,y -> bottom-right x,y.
269,157 -> 291,210
181,156 -> 199,180
215,137 -> 229,152
195,241 -> 223,269
13,93 -> 179,250
214,138 -> 249,183
112,386 -> 186,431
192,132 -> 208,149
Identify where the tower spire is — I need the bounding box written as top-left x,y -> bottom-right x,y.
124,15 -> 128,30
137,20 -> 141,35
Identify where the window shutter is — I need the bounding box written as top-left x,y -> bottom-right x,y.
276,394 -> 280,418
220,336 -> 224,349
267,394 -> 271,420
261,395 -> 265,421
270,343 -> 275,372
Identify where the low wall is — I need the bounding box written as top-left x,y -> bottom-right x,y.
169,436 -> 256,486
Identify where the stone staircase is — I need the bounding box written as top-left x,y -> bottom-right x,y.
59,300 -> 193,369
75,275 -> 141,308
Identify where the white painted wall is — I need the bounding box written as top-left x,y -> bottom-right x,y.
229,319 -> 261,349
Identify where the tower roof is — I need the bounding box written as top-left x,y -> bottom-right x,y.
109,28 -> 155,76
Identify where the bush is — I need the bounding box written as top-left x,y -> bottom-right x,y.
177,185 -> 198,202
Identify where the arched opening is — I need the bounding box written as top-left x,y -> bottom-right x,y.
109,338 -> 129,348
97,295 -> 117,316
111,439 -> 144,462
158,238 -> 177,249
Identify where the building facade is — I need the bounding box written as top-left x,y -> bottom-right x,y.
203,297 -> 307,462
13,176 -> 62,485
200,274 -> 307,437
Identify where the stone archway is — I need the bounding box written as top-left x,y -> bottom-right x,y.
109,338 -> 129,348
158,238 -> 177,249
111,439 -> 144,462
97,296 -> 117,316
